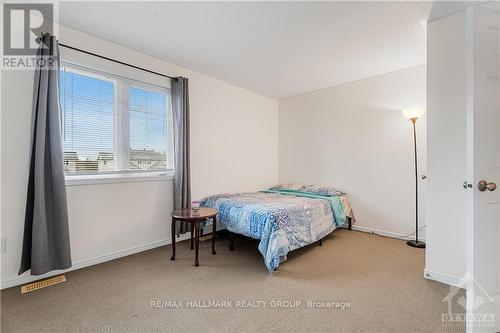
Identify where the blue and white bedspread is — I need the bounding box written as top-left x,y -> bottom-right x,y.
200,191 -> 352,272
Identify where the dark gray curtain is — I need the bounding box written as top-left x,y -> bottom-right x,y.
19,34 -> 72,275
171,77 -> 191,236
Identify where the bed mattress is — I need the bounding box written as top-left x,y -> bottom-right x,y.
200,191 -> 353,271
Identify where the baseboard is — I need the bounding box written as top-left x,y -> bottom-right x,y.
1,233 -> 191,290
424,269 -> 463,288
346,224 -> 426,242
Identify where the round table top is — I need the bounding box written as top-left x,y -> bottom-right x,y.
171,207 -> 217,220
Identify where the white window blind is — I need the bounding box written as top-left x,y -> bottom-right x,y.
59,64 -> 172,177
60,68 -> 115,174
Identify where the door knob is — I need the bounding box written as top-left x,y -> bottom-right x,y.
478,180 -> 497,192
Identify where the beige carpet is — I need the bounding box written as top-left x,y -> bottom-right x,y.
1,230 -> 464,333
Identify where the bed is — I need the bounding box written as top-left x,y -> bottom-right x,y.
200,184 -> 355,272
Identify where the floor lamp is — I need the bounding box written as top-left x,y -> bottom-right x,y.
402,107 -> 426,249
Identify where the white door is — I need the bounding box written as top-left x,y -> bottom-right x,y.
467,4 -> 500,333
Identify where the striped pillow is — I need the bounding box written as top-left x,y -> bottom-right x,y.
270,184 -> 345,197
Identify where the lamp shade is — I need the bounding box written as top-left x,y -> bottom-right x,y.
401,107 -> 425,120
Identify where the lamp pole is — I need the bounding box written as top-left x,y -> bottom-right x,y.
407,117 -> 425,248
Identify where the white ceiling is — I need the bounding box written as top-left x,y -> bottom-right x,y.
59,1 -> 433,99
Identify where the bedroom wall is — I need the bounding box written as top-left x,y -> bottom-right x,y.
1,24 -> 278,288
278,65 -> 427,239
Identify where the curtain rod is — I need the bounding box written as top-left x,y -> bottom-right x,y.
59,43 -> 178,81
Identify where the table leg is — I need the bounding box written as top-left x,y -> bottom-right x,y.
190,223 -> 194,250
229,231 -> 235,251
170,217 -> 176,260
211,216 -> 217,255
194,222 -> 200,266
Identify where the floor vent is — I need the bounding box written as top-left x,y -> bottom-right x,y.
20,275 -> 66,294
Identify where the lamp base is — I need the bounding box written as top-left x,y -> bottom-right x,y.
407,240 -> 426,249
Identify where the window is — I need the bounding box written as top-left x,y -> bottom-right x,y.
59,64 -> 172,180
60,68 -> 114,174
129,87 -> 168,171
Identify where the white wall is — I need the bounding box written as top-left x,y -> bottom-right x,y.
425,12 -> 468,286
278,66 -> 427,238
1,25 -> 278,288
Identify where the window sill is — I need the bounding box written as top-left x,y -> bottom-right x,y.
65,172 -> 174,186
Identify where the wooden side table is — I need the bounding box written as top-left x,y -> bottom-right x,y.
170,208 -> 218,266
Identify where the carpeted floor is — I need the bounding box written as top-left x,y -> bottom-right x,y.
1,230 -> 465,333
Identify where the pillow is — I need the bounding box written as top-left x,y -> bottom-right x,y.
270,183 -> 345,197
301,184 -> 346,197
270,183 -> 305,191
